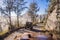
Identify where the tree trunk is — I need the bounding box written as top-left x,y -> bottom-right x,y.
9,9 -> 12,31
17,15 -> 19,27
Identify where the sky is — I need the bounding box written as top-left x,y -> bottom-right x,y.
0,0 -> 49,16
21,0 -> 49,15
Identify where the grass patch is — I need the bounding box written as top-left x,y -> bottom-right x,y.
0,30 -> 8,36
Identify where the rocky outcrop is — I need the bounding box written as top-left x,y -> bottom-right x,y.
45,0 -> 60,31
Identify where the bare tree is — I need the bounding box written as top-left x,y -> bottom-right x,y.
0,0 -> 15,31
13,0 -> 27,27
27,0 -> 39,24
0,0 -> 27,31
